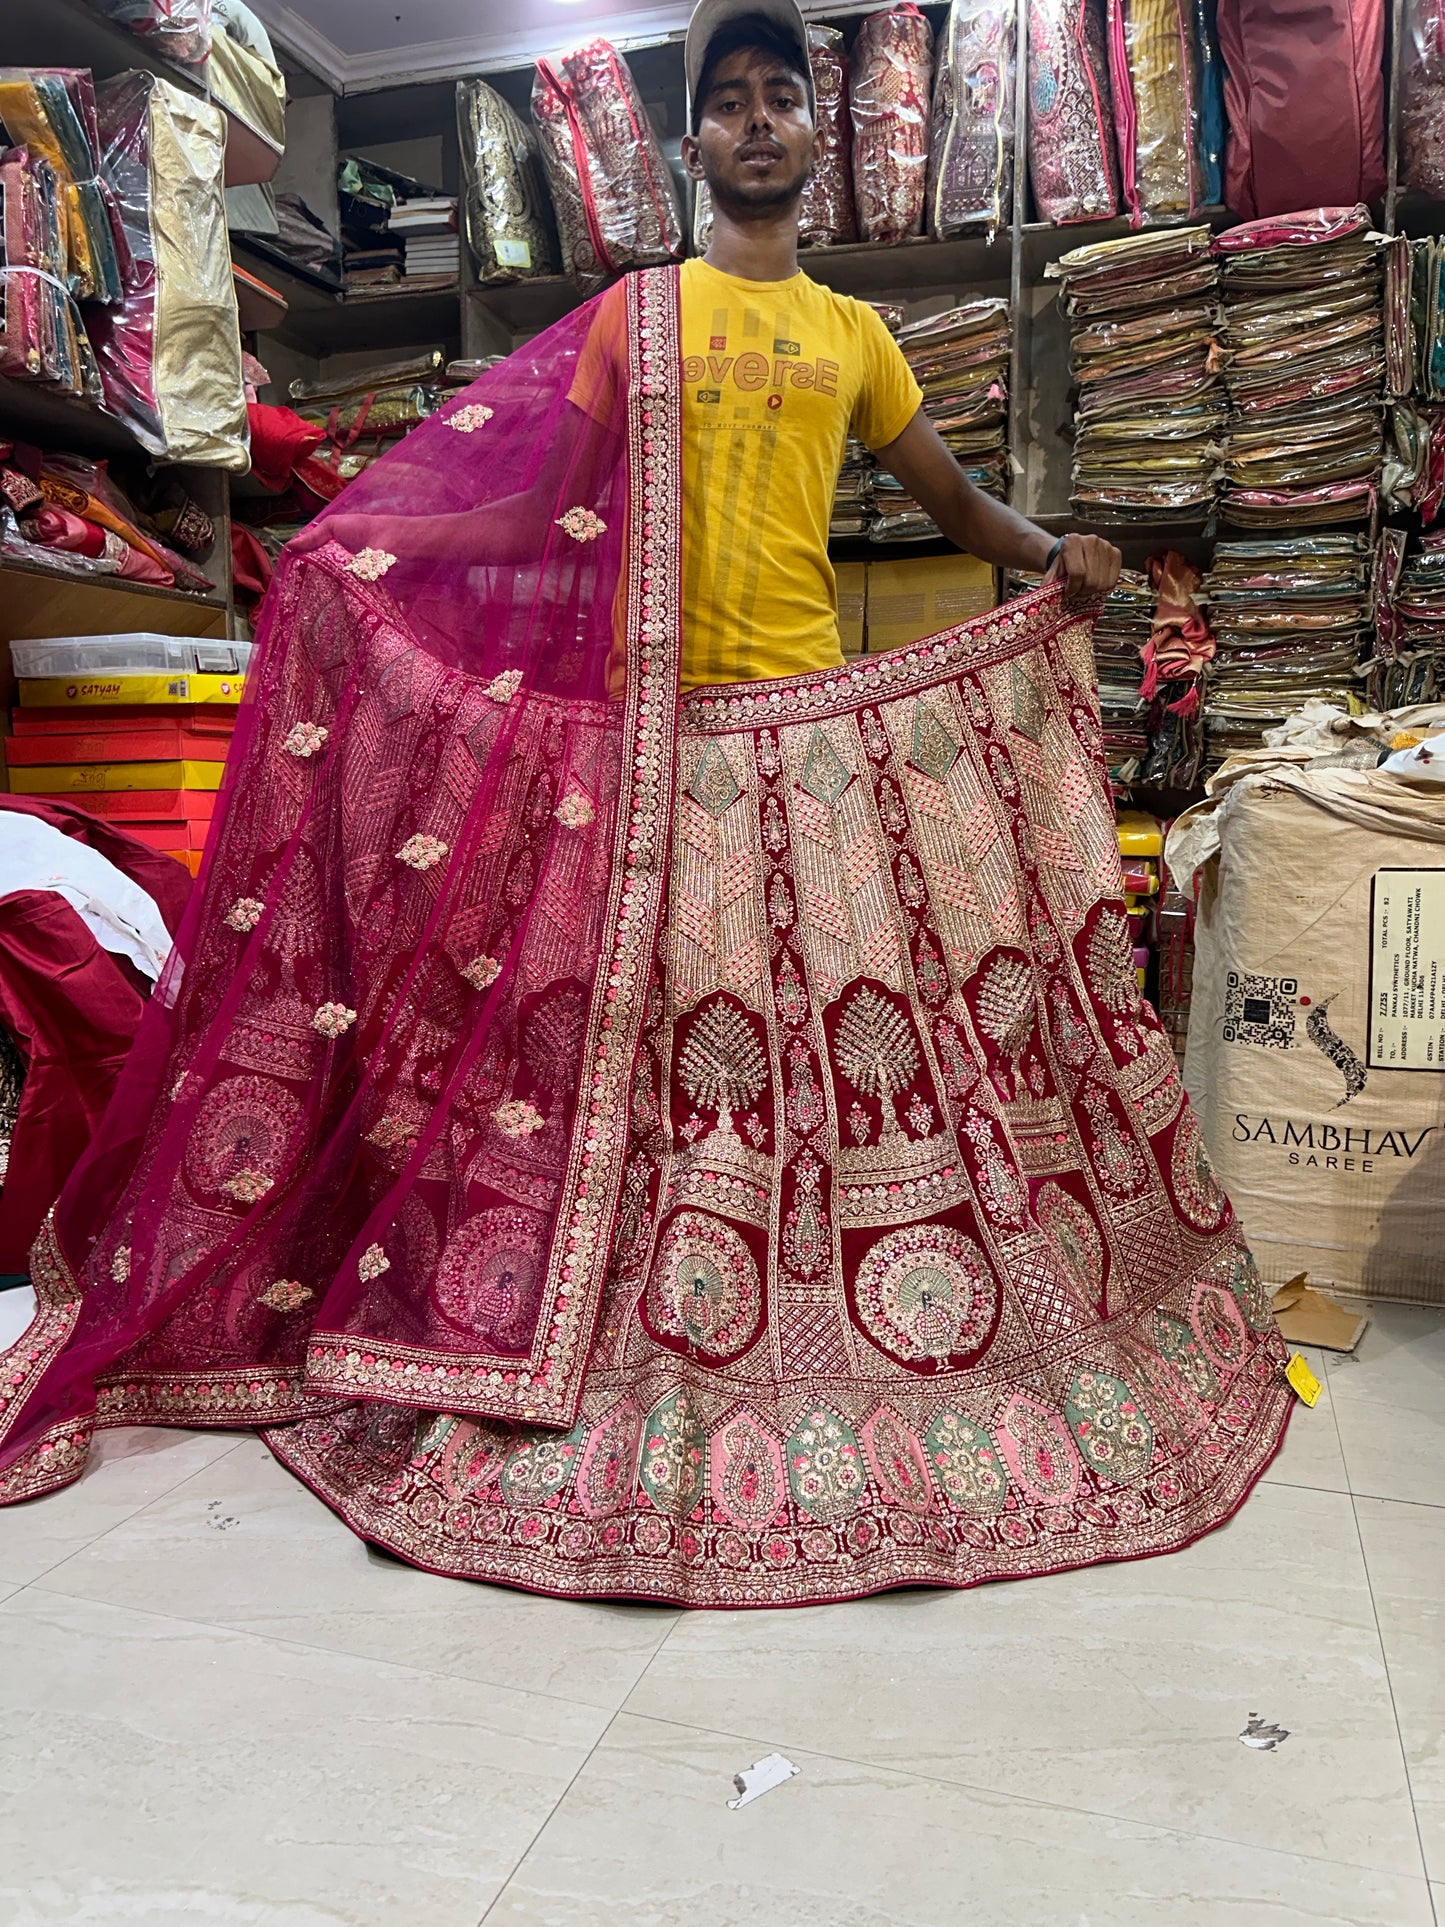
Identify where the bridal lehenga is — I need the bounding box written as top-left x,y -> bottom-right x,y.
0,268 -> 1290,1605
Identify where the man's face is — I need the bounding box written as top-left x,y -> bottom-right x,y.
683,45 -> 818,215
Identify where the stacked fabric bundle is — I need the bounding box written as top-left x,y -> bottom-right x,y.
0,443 -> 214,592
1401,0 -> 1445,197
830,439 -> 875,538
89,72 -> 248,468
1214,206 -> 1385,530
0,144 -> 93,392
1092,570 -> 1153,786
1378,532 -> 1445,707
0,69 -> 124,306
1026,0 -> 1120,223
851,3 -> 936,243
5,633 -> 248,876
457,79 -> 556,284
287,351 -> 446,486
532,39 -> 682,296
1048,225 -> 1222,521
1202,534 -> 1371,768
1106,0 -> 1210,222
926,0 -> 1015,237
896,297 -> 1010,498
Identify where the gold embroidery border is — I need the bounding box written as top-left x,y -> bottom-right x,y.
680,585 -> 1085,734
0,1216 -> 88,1497
305,266 -> 685,1427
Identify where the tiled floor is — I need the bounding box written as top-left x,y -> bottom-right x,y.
0,1287 -> 1440,1927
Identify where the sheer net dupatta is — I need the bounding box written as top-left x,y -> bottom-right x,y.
0,268 -> 684,1501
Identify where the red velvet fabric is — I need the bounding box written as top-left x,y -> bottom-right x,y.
0,795 -> 191,936
0,891 -> 144,1272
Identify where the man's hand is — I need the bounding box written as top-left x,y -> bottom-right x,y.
1044,531 -> 1122,607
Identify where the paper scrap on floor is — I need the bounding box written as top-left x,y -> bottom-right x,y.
728,1753 -> 800,1809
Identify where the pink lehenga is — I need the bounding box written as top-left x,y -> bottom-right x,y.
0,267 -> 1291,1606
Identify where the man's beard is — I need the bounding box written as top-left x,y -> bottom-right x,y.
705,153 -> 813,219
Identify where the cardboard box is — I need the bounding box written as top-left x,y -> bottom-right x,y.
835,562 -> 866,658
9,759 -> 227,794
865,554 -> 997,655
18,672 -> 246,708
1175,763 -> 1445,1305
49,789 -> 217,820
11,705 -> 237,734
6,726 -> 236,765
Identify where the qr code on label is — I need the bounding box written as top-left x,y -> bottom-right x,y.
1222,970 -> 1298,1048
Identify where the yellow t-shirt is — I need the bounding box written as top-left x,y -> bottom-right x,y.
677,259 -> 921,688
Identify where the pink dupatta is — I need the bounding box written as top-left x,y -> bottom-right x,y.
0,269 -> 683,1497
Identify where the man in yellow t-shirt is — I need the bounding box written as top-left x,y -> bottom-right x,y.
675,0 -> 1120,689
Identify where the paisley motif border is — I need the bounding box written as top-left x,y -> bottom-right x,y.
0,1216 -> 87,1495
303,266 -> 685,1429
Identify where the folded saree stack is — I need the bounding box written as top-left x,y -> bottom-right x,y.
1378,532 -> 1445,707
1093,569 -> 1153,786
0,144 -> 92,392
1201,534 -> 1370,769
1048,225 -> 1222,521
830,437 -> 874,538
1214,207 -> 1385,531
897,297 -> 1011,498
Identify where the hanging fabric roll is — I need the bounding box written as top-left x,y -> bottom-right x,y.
531,38 -> 683,296
850,2 -> 935,244
1105,0 -> 1206,224
926,0 -> 1016,239
458,79 -> 556,284
1026,0 -> 1120,224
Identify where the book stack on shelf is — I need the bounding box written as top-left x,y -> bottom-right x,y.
4,633 -> 248,875
390,195 -> 460,285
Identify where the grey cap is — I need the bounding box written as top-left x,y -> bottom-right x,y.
684,0 -> 813,108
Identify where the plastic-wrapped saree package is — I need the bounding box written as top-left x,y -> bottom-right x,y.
457,79 -> 556,283
1027,0 -> 1119,223
1214,207 -> 1385,530
1105,0 -> 1204,223
800,24 -> 856,245
90,73 -> 248,469
531,40 -> 682,295
0,70 -> 125,304
851,3 -> 935,244
0,147 -> 93,393
89,0 -> 211,68
926,0 -> 1015,237
693,23 -> 856,256
1401,0 -> 1445,198
208,0 -> 286,186
1214,0 -> 1386,220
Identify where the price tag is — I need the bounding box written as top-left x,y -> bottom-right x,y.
495,238 -> 532,269
1285,1353 -> 1322,1407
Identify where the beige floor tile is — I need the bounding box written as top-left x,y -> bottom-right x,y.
38,1435 -> 678,1712
1355,1495 -> 1445,1882
0,1282 -> 35,1350
1326,1306 -> 1445,1506
0,1588 -> 606,1927
625,1481 -> 1422,1878
486,1711 -> 1436,1927
1261,1347 -> 1349,1495
0,1426 -> 245,1586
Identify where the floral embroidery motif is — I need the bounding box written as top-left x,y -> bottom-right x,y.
493,1097 -> 545,1138
487,669 -> 523,704
282,721 -> 328,758
312,1002 -> 357,1039
396,834 -> 448,871
225,897 -> 263,932
1065,1369 -> 1154,1484
646,1210 -> 761,1358
556,505 -> 606,543
638,1387 -> 706,1517
926,1411 -> 1009,1514
259,1279 -> 313,1313
346,547 -> 396,580
221,1168 -> 273,1204
446,403 -> 494,432
110,1245 -> 131,1283
786,1406 -> 865,1522
358,1243 -> 390,1281
462,954 -> 503,990
364,1115 -> 411,1151
554,788 -> 595,829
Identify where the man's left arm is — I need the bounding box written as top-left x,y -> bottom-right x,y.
871,407 -> 1123,606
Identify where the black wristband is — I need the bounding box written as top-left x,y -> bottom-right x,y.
1043,535 -> 1066,575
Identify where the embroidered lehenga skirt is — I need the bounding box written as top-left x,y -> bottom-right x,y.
271,603 -> 1292,1606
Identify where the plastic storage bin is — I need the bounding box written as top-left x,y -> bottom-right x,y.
9,633 -> 252,679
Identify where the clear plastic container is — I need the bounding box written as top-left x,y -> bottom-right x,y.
10,632 -> 251,678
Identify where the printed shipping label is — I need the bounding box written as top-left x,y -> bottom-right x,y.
1368,868 -> 1445,1070
494,238 -> 531,268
